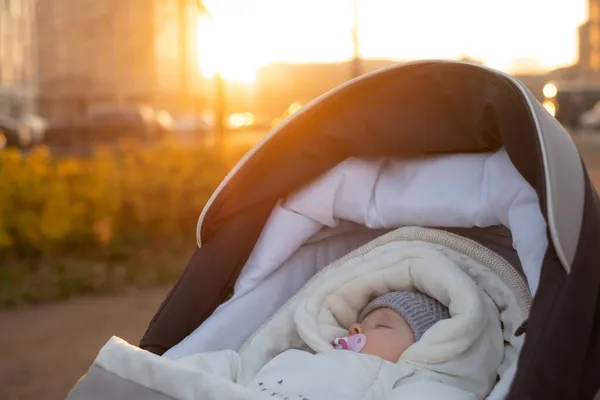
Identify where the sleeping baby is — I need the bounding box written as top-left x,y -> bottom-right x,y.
242,290 -> 493,400
165,287 -> 503,400
342,290 -> 450,362
85,245 -> 506,400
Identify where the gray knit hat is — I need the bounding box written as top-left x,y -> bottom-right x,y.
358,291 -> 450,341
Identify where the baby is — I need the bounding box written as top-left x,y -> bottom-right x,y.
337,290 -> 450,362
243,290 -> 465,400
79,240 -> 504,400
86,287 -> 501,400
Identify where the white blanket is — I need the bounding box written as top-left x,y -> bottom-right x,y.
95,230 -> 528,400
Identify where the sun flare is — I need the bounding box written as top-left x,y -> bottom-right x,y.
195,0 -> 587,84
196,16 -> 259,84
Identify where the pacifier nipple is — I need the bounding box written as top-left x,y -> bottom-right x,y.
332,337 -> 348,349
332,334 -> 366,352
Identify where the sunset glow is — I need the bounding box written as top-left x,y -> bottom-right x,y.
197,0 -> 588,83
197,15 -> 260,83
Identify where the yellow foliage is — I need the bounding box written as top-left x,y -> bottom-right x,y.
0,141 -> 236,255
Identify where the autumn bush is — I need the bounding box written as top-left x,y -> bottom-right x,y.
0,141 -> 247,306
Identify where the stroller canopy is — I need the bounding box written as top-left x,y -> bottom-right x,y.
141,61 -> 600,399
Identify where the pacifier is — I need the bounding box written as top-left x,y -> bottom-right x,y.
332,334 -> 367,352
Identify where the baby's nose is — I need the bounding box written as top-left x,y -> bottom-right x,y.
349,323 -> 363,335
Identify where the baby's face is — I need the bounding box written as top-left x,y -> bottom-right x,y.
348,308 -> 415,362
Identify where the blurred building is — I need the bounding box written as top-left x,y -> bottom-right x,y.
579,0 -> 600,72
0,0 -> 38,116
255,59 -> 400,118
537,0 -> 600,94
36,0 -> 204,123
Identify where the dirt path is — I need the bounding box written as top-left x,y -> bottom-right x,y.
0,287 -> 169,400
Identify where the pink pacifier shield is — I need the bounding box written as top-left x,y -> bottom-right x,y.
332,334 -> 366,352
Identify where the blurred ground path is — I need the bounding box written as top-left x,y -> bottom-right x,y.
2,133 -> 600,400
0,286 -> 169,400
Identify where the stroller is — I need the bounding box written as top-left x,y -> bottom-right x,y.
67,61 -> 600,399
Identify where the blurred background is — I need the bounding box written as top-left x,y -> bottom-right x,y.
2,0 -> 600,399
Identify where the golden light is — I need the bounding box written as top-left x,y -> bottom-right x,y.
193,0 -> 585,84
288,102 -> 303,115
227,112 -> 255,128
542,100 -> 557,117
543,83 -> 558,99
271,101 -> 304,128
196,16 -> 258,84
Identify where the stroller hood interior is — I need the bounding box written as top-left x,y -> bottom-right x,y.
138,61 -> 600,399
197,61 -> 583,268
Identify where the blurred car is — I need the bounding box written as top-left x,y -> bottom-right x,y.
542,80 -> 600,129
43,120 -> 81,148
45,105 -> 168,148
154,109 -> 174,138
227,112 -> 255,130
84,105 -> 160,142
0,115 -> 33,149
169,114 -> 212,139
19,113 -> 48,144
579,101 -> 600,130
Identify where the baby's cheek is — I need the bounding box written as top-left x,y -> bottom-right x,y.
399,333 -> 416,352
357,333 -> 377,354
359,333 -> 389,358
359,332 -> 412,362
